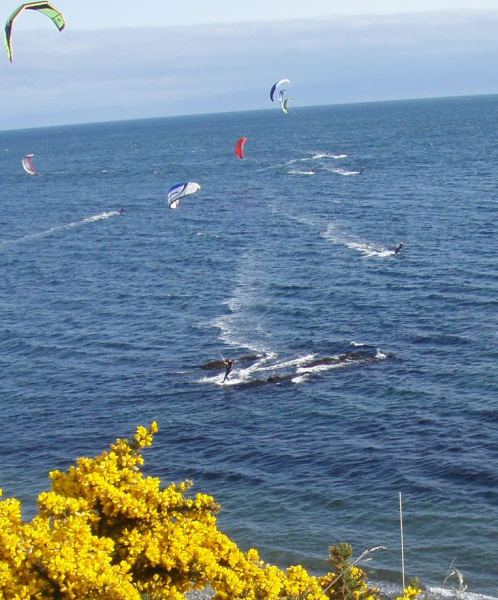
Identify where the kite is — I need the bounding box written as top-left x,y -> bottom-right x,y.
22,153 -> 36,175
235,137 -> 248,160
168,182 -> 201,209
4,2 -> 66,63
270,79 -> 290,102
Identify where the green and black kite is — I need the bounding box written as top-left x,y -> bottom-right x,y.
4,2 -> 65,62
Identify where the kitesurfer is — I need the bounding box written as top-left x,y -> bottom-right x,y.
119,208 -> 125,214
394,242 -> 405,255
222,358 -> 233,383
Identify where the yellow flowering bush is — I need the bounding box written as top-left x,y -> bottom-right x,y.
0,423 -> 392,599
395,583 -> 423,600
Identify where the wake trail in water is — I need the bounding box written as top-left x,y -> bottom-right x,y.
324,166 -> 362,176
199,348 -> 389,387
257,150 -> 349,172
287,169 -> 315,176
310,152 -> 348,160
272,207 -> 322,230
211,248 -> 275,357
0,211 -> 122,248
321,224 -> 396,258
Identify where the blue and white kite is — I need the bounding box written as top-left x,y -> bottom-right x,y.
168,182 -> 201,209
270,78 -> 290,102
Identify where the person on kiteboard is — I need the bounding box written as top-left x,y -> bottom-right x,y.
222,358 -> 233,383
394,241 -> 405,255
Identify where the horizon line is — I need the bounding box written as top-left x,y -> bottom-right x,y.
1,91 -> 497,135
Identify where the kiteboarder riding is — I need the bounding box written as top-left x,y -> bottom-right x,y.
222,358 -> 233,383
394,242 -> 405,255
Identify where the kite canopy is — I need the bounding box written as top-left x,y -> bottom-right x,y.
168,182 -> 201,209
4,2 -> 66,63
270,78 -> 290,102
235,137 -> 248,160
22,153 -> 36,175
281,98 -> 291,114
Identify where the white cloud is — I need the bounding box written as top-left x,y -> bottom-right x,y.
1,11 -> 498,129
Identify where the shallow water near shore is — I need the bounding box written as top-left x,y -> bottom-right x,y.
1,95 -> 497,596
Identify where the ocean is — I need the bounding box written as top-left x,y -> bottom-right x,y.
0,95 -> 497,596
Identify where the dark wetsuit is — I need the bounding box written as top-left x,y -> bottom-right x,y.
394,243 -> 404,255
222,359 -> 233,382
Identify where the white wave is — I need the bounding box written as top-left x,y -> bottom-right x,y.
345,241 -> 394,258
198,353 -> 314,387
200,347 -> 387,387
78,211 -> 120,225
379,582 -> 496,600
207,353 -> 317,386
324,166 -> 361,176
321,224 -> 395,259
257,152 -> 348,173
311,152 -> 348,159
199,352 -> 278,387
292,374 -> 309,384
257,354 -> 316,373
429,587 -> 496,600
201,353 -> 316,387
350,341 -> 366,347
296,361 -> 344,375
288,169 -> 315,176
0,211 -> 121,247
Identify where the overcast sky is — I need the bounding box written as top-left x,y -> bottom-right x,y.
4,0 -> 498,28
1,3 -> 498,129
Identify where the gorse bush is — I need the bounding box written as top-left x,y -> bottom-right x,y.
0,423 -> 422,599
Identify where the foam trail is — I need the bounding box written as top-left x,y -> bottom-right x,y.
211,248 -> 275,361
0,211 -> 121,247
273,208 -> 322,230
311,152 -> 348,159
321,224 -> 396,258
288,169 -> 315,176
198,352 -> 277,386
256,161 -> 290,172
199,353 -> 316,387
257,151 -> 348,172
254,354 -> 316,374
324,167 -> 361,176
296,361 -> 344,375
292,374 -> 309,384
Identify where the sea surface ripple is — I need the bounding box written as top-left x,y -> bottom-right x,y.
0,95 -> 497,596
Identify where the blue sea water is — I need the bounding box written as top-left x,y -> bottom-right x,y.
1,95 -> 497,596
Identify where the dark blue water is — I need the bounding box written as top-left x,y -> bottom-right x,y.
1,95 -> 497,596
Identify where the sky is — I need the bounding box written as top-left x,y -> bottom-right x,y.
4,0 -> 498,29
1,2 -> 498,129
